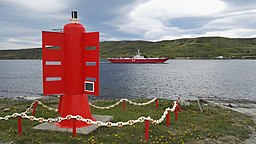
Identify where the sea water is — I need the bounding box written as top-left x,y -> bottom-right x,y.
0,60 -> 256,101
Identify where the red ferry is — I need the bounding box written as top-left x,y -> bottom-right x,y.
107,49 -> 169,63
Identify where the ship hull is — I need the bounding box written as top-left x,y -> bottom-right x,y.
107,58 -> 169,63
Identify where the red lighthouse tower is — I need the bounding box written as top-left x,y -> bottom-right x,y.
42,10 -> 99,128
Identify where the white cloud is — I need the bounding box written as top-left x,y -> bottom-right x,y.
0,0 -> 73,50
114,0 -> 256,41
1,0 -> 256,50
199,8 -> 256,38
203,9 -> 256,29
0,35 -> 41,50
130,0 -> 226,19
202,28 -> 256,38
4,0 -> 71,14
116,0 -> 227,40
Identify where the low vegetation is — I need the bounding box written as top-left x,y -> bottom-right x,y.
0,48 -> 41,59
0,98 -> 255,143
100,37 -> 256,59
1,37 -> 256,59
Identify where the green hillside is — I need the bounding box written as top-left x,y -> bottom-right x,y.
1,37 -> 256,59
0,48 -> 41,59
100,37 -> 256,59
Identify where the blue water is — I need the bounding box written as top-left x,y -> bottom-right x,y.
0,60 -> 256,101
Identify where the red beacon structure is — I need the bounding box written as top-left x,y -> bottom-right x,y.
42,10 -> 99,128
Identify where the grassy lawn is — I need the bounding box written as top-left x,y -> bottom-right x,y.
0,98 -> 255,143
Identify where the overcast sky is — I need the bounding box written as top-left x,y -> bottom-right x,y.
0,0 -> 256,50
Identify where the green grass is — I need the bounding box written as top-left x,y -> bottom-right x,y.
1,37 -> 256,59
0,98 -> 255,143
0,48 -> 42,59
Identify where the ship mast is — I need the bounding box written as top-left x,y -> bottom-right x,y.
137,48 -> 141,55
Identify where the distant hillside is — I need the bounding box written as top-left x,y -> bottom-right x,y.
1,37 -> 256,59
100,37 -> 256,59
0,48 -> 41,59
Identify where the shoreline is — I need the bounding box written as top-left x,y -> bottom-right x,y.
1,94 -> 256,102
200,98 -> 256,121
201,98 -> 256,144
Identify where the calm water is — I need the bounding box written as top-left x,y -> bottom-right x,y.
0,60 -> 256,101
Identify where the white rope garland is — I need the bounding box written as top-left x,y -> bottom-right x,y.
37,101 -> 58,112
23,98 -> 158,112
0,100 -> 178,127
89,98 -> 157,109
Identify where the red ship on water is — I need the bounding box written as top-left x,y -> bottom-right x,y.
107,49 -> 169,63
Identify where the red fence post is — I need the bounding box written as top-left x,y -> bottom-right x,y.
73,119 -> 77,137
166,110 -> 170,127
145,120 -> 150,140
155,98 -> 159,110
58,95 -> 63,114
18,116 -> 22,136
174,108 -> 178,121
122,100 -> 126,111
177,103 -> 182,112
32,101 -> 38,116
174,103 -> 181,121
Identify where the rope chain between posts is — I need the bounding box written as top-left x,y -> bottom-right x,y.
0,99 -> 178,127
89,98 -> 157,109
21,98 -> 158,112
